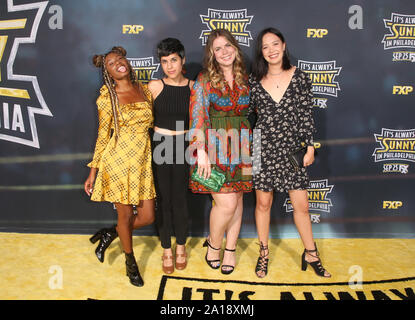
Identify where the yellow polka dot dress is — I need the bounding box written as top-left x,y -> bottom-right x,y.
87,84 -> 156,205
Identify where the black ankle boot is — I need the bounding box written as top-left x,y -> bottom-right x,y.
125,252 -> 144,287
93,225 -> 118,263
89,228 -> 105,244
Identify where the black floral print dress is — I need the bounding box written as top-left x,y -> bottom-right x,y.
248,68 -> 316,193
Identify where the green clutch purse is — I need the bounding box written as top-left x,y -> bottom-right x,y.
191,166 -> 226,192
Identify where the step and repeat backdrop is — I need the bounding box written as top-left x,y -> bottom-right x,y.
0,0 -> 414,238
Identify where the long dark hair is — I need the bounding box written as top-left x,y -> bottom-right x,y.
252,27 -> 291,81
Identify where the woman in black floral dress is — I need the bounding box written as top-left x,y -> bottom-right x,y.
249,28 -> 331,278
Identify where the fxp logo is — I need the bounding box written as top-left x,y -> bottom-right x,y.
383,201 -> 403,209
392,85 -> 413,95
0,0 -> 52,148
306,28 -> 328,38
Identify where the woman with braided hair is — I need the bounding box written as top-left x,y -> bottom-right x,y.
84,46 -> 156,287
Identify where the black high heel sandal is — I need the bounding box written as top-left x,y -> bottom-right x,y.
255,242 -> 269,278
221,248 -> 236,275
125,252 -> 144,287
301,242 -> 331,278
202,238 -> 221,269
92,225 -> 118,263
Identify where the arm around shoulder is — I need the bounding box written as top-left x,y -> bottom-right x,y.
189,72 -> 211,152
189,80 -> 195,90
148,79 -> 163,100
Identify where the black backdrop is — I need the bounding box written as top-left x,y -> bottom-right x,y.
0,0 -> 414,238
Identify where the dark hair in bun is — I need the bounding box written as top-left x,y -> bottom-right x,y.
92,46 -> 127,68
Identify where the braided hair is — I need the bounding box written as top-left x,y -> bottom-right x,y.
93,46 -> 148,141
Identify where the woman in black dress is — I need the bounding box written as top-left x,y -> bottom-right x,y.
249,28 -> 331,278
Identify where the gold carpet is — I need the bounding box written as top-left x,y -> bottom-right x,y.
0,233 -> 414,300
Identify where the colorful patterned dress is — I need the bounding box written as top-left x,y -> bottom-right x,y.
87,84 -> 156,204
189,72 -> 252,193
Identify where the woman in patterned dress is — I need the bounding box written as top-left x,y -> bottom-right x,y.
249,28 -> 331,278
84,47 -> 156,287
189,29 -> 252,275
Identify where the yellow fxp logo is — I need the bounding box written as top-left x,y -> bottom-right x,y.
307,28 -> 328,38
122,25 -> 144,34
392,85 -> 413,95
383,201 -> 403,209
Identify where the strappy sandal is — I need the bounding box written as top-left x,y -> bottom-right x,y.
221,248 -> 236,275
301,242 -> 331,278
202,238 -> 221,269
255,242 -> 269,278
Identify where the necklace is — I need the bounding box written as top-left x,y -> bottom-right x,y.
268,70 -> 284,88
268,70 -> 284,76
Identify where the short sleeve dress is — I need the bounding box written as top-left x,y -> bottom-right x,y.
87,83 -> 156,204
189,72 -> 252,193
248,68 -> 316,193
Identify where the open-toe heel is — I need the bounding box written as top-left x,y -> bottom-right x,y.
255,242 -> 269,278
221,248 -> 236,275
202,238 -> 221,269
301,242 -> 331,278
